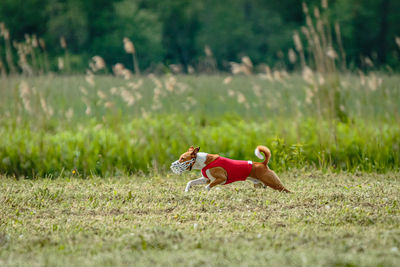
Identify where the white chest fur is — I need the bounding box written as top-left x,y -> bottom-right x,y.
192,152 -> 208,169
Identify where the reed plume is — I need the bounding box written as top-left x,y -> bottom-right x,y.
230,56 -> 253,75
58,57 -> 64,71
204,45 -> 212,57
25,34 -> 38,74
15,42 -> 33,75
90,56 -> 106,72
60,36 -> 67,49
1,23 -> 17,74
120,87 -> 135,106
39,92 -> 54,117
19,81 -> 32,113
223,76 -> 232,84
123,37 -> 140,75
293,32 -> 306,68
59,36 -> 70,73
85,70 -> 95,86
202,45 -> 217,73
169,64 -> 182,74
187,65 -> 195,74
165,75 -> 177,92
288,48 -> 297,64
39,38 -> 49,73
82,97 -> 91,115
113,63 -> 132,79
295,0 -> 349,124
127,79 -> 143,90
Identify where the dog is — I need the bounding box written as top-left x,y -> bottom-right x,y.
171,146 -> 290,192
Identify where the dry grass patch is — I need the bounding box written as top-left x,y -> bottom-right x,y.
0,170 -> 399,266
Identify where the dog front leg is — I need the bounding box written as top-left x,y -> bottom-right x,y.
185,177 -> 208,192
205,167 -> 227,191
205,177 -> 226,191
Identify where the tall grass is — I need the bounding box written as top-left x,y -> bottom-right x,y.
0,73 -> 399,177
0,115 -> 398,177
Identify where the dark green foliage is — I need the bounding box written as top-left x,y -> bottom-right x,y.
0,0 -> 399,71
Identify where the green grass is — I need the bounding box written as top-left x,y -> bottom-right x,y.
1,116 -> 399,177
0,74 -> 399,176
0,73 -> 399,265
0,171 -> 399,266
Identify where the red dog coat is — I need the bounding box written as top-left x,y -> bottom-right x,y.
201,157 -> 253,184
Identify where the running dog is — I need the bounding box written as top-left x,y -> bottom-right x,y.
171,146 -> 290,192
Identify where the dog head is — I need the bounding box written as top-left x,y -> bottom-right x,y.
170,146 -> 200,174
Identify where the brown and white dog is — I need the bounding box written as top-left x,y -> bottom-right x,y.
171,146 -> 290,192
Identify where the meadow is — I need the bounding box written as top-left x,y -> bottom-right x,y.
0,73 -> 399,177
1,3 -> 400,264
1,1 -> 399,177
0,171 -> 399,266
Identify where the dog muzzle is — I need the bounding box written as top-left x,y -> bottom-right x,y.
170,158 -> 195,174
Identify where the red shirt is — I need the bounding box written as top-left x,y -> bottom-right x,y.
201,157 -> 253,185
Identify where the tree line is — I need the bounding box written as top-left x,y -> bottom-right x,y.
0,0 -> 399,73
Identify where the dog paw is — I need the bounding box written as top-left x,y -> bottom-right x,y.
253,183 -> 264,188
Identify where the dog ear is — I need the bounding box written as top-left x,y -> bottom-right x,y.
188,146 -> 194,152
191,147 -> 200,155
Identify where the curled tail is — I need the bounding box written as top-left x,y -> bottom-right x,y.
254,145 -> 271,165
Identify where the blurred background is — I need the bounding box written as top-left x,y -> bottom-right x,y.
0,0 -> 399,177
1,0 -> 399,73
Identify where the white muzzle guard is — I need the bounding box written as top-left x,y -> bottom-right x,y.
170,158 -> 195,174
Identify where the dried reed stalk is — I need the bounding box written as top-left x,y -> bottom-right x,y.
335,22 -> 346,70
2,25 -> 17,74
0,60 -> 6,77
15,42 -> 33,75
24,34 -> 39,75
0,42 -> 6,77
297,0 -> 347,125
293,31 -> 306,68
60,36 -> 70,73
39,38 -> 49,73
31,34 -> 44,74
203,45 -> 217,73
124,37 -> 140,75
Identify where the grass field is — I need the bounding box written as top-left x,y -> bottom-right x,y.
0,72 -> 399,266
1,4 -> 400,265
0,171 -> 399,266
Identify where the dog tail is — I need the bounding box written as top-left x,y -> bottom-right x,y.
254,145 -> 271,166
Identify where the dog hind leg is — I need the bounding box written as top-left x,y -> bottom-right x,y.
259,170 -> 291,193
